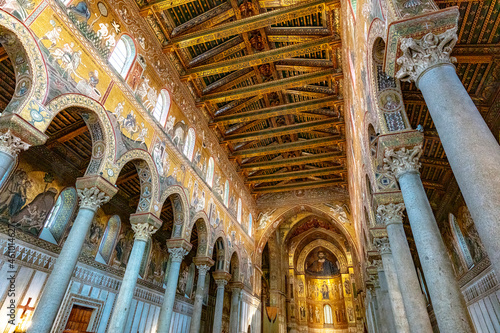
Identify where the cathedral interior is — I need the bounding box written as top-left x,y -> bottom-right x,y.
0,0 -> 498,331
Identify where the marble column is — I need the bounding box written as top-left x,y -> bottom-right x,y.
377,203 -> 433,333
229,282 -> 243,333
374,269 -> 397,333
373,241 -> 410,333
189,257 -> 214,333
28,178 -> 115,333
396,28 -> 500,277
384,146 -> 473,332
0,130 -> 30,183
212,271 -> 231,333
157,239 -> 192,333
107,216 -> 159,333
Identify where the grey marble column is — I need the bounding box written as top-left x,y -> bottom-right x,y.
384,146 -> 473,332
107,221 -> 158,333
212,273 -> 230,333
157,245 -> 190,333
377,203 -> 433,333
189,263 -> 211,333
374,269 -> 397,333
396,28 -> 500,277
28,186 -> 112,333
229,284 -> 243,333
0,130 -> 30,183
373,240 -> 410,333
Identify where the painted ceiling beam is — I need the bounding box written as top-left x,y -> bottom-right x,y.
170,2 -> 233,37
213,96 -> 341,125
186,36 -> 244,67
223,118 -> 342,143
182,38 -> 340,79
251,178 -> 346,193
140,0 -> 197,14
240,152 -> 344,171
199,69 -> 339,103
266,26 -> 330,36
259,0 -> 338,8
245,166 -> 346,184
167,0 -> 330,48
202,68 -> 253,94
232,136 -> 343,158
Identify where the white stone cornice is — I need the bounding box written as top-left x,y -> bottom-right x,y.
132,222 -> 158,241
374,237 -> 391,255
77,187 -> 111,211
0,130 -> 30,157
383,145 -> 422,179
376,203 -> 405,226
396,27 -> 458,84
168,247 -> 189,262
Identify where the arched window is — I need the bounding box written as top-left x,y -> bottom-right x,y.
152,90 -> 171,126
109,35 -> 135,77
324,304 -> 333,324
39,187 -> 78,244
96,215 -> 121,264
224,180 -> 229,207
450,213 -> 474,269
183,128 -> 196,161
248,213 -> 253,237
206,157 -> 215,187
237,198 -> 242,223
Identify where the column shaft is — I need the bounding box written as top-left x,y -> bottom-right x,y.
229,288 -> 242,332
213,281 -> 227,333
374,276 -> 397,333
418,64 -> 500,277
399,171 -> 472,332
379,254 -> 410,333
107,239 -> 147,332
386,222 -> 433,332
157,259 -> 183,333
28,206 -> 96,333
189,268 -> 209,333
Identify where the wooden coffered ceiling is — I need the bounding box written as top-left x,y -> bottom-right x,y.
402,0 -> 500,224
138,0 -> 346,197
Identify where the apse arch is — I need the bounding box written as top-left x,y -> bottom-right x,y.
296,239 -> 348,274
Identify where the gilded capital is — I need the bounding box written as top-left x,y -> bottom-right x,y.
168,247 -> 189,262
374,237 -> 391,255
0,129 -> 30,157
396,28 -> 458,84
77,187 -> 111,211
376,203 -> 405,226
383,145 -> 422,179
132,222 -> 158,241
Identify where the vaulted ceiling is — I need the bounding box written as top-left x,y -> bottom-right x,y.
139,0 -> 347,198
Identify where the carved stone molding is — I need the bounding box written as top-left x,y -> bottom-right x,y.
376,203 -> 405,226
196,264 -> 211,276
396,28 -> 458,84
373,237 -> 391,255
215,279 -> 228,288
0,129 -> 30,157
132,222 -> 158,241
383,145 -> 422,179
366,275 -> 380,289
77,187 -> 111,211
371,259 -> 383,271
168,247 -> 190,262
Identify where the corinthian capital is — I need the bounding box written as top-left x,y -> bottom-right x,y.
374,237 -> 391,255
396,28 -> 458,83
77,187 -> 111,211
168,247 -> 189,262
376,203 -> 405,226
132,222 -> 158,241
196,264 -> 211,276
383,146 -> 422,179
0,130 -> 30,156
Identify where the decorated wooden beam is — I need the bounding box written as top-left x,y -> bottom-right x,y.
171,2 -> 233,37
140,0 -> 197,15
275,58 -> 334,72
203,68 -> 253,94
199,70 -> 339,103
266,26 -> 330,37
246,166 -> 346,184
223,119 -> 341,143
214,95 -> 263,118
182,38 -> 340,79
167,0 -> 329,48
259,0 -> 338,8
213,96 -> 341,125
186,36 -> 244,67
251,178 -> 346,193
240,152 -> 344,171
232,136 -> 343,158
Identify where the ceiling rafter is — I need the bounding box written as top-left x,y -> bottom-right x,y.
246,166 -> 346,184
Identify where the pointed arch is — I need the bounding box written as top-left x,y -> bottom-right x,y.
188,210 -> 210,256
224,180 -> 229,207
248,213 -> 253,237
183,128 -> 195,161
109,35 -> 136,78
324,305 -> 333,324
39,187 -> 78,244
206,157 -> 215,187
237,198 -> 242,223
96,215 -> 121,264
152,89 -> 171,126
